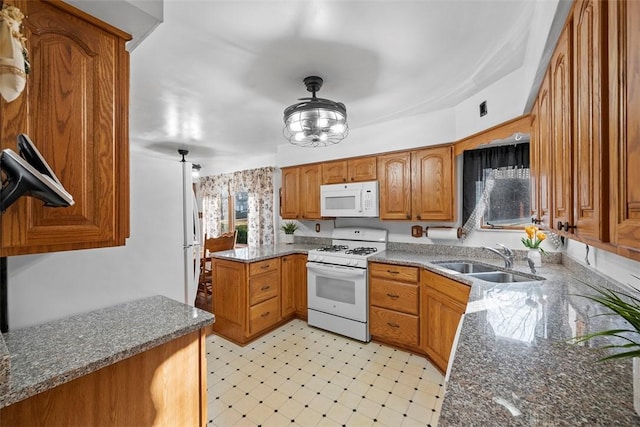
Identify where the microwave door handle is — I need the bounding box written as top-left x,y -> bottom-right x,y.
307,263 -> 366,278
356,191 -> 362,213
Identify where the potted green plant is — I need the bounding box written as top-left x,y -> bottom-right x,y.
571,278 -> 640,414
280,221 -> 298,244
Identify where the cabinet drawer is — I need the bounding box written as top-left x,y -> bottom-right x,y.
249,271 -> 280,305
423,271 -> 470,305
370,307 -> 419,347
370,263 -> 419,282
249,259 -> 280,276
249,297 -> 280,335
370,278 -> 419,315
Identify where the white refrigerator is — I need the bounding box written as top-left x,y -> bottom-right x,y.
181,159 -> 202,306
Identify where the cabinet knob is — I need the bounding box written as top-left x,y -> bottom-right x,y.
386,293 -> 400,299
261,312 -> 270,318
387,270 -> 400,275
387,322 -> 400,329
261,285 -> 270,291
417,215 -> 421,220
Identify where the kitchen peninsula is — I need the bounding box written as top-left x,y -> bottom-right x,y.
0,296 -> 214,426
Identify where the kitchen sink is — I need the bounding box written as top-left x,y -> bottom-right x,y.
467,271 -> 541,283
434,261 -> 500,274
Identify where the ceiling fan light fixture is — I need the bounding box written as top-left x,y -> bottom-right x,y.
283,76 -> 348,147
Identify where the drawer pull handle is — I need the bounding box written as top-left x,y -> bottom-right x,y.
261,311 -> 270,318
387,322 -> 400,328
386,293 -> 400,299
261,265 -> 269,269
261,286 -> 270,291
387,270 -> 400,275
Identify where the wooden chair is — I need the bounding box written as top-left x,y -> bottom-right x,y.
196,231 -> 237,308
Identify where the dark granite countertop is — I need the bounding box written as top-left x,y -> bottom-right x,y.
209,243 -> 317,263
370,250 -> 640,425
0,295 -> 214,409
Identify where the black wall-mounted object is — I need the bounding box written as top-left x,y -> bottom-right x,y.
479,100 -> 488,117
1,257 -> 7,333
0,134 -> 74,212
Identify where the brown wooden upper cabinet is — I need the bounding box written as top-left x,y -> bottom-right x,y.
280,164 -> 322,220
550,23 -> 573,234
377,152 -> 412,220
530,71 -> 552,230
0,0 -> 130,256
378,146 -> 455,222
608,0 -> 640,260
280,167 -> 300,219
530,0 -> 610,249
322,157 -> 377,184
411,146 -> 455,222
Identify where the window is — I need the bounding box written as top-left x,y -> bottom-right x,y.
463,142 -> 530,229
219,190 -> 248,245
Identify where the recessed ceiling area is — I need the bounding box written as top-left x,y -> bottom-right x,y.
128,1 -> 562,171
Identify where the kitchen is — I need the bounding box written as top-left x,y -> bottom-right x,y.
1,0 -> 640,425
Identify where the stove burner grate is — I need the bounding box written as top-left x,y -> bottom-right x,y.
345,247 -> 378,256
316,245 -> 349,252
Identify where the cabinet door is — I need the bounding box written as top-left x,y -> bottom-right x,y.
280,167 -> 299,219
412,145 -> 454,221
300,164 -> 322,219
292,254 -> 308,318
421,287 -> 465,373
609,0 -> 640,259
530,103 -> 540,223
537,72 -> 552,229
377,152 -> 411,220
573,0 -> 608,242
348,157 -> 377,182
280,255 -> 297,318
322,160 -> 348,184
551,26 -> 573,232
0,0 -> 130,256
212,260 -> 246,342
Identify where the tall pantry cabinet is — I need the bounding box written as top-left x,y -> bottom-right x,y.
0,0 -> 130,256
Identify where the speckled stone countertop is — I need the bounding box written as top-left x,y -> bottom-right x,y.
0,295 -> 214,409
371,250 -> 640,425
210,243 -> 318,263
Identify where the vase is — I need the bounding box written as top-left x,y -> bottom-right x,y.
634,357 -> 640,415
282,234 -> 294,244
527,249 -> 542,267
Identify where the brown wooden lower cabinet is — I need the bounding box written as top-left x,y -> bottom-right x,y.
0,329 -> 208,426
420,270 -> 470,373
369,262 -> 471,373
212,255 -> 307,345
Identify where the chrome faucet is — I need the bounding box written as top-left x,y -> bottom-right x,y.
483,244 -> 515,269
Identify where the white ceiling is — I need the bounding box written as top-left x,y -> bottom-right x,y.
128,1 -> 559,166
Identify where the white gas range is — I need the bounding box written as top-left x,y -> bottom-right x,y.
306,227 -> 388,342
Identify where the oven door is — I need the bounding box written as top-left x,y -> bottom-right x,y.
307,262 -> 368,322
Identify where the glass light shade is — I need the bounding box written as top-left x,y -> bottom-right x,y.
283,104 -> 348,147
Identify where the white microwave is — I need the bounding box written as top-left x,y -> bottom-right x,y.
320,181 -> 379,217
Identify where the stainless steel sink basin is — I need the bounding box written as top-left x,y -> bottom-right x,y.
434,262 -> 499,274
467,271 -> 540,283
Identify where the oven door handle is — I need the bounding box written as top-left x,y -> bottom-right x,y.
306,263 -> 367,277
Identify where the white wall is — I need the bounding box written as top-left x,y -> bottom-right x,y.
565,239 -> 640,291
7,149 -> 185,329
276,108 -> 456,168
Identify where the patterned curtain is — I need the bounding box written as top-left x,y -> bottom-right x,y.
199,166 -> 275,245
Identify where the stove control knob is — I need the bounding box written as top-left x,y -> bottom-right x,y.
349,260 -> 358,266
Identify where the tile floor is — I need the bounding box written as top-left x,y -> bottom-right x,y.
206,319 -> 444,426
